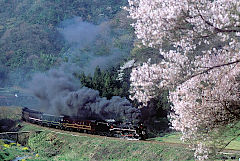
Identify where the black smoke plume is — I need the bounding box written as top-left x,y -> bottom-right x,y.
29,67 -> 141,122
28,17 -> 139,122
58,17 -> 129,75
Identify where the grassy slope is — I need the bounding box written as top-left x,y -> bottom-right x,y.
21,127 -> 194,161
0,106 -> 194,161
151,133 -> 240,151
2,106 -> 240,160
152,133 -> 240,151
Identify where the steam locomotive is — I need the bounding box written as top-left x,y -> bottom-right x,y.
22,107 -> 147,140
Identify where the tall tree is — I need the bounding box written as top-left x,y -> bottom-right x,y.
76,66 -> 131,99
92,66 -> 103,91
126,0 -> 240,160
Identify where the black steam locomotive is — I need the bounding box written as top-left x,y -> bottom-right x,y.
22,107 -> 147,140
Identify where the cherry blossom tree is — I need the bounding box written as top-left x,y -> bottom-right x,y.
126,0 -> 240,160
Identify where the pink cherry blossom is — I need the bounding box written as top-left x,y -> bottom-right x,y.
126,0 -> 240,160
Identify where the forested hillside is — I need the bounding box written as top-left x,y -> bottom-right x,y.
0,0 -> 132,86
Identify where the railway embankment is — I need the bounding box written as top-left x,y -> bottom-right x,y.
19,127 -> 196,160
1,106 -> 240,160
0,106 -> 195,160
1,124 -> 196,160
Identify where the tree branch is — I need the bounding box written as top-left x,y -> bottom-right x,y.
218,131 -> 240,152
197,7 -> 240,33
184,59 -> 240,83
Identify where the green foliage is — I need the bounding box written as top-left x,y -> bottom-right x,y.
0,20 -> 62,73
76,66 -> 130,99
28,132 -> 63,157
0,149 -> 15,161
30,53 -> 59,71
0,0 -> 130,79
3,49 -> 27,70
0,106 -> 22,121
153,90 -> 171,116
113,34 -> 134,50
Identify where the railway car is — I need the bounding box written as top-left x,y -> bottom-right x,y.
61,116 -> 95,132
42,113 -> 64,128
22,107 -> 43,124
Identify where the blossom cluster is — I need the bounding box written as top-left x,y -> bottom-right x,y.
126,0 -> 240,160
127,0 -> 240,50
